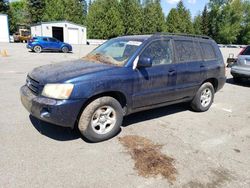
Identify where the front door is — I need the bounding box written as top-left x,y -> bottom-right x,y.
132,39 -> 177,109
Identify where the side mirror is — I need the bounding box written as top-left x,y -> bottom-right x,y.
137,56 -> 152,68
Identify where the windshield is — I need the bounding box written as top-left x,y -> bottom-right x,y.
83,38 -> 143,66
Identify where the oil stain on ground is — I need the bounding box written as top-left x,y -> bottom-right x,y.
183,168 -> 235,188
119,135 -> 177,183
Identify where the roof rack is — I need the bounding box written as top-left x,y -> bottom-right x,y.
153,32 -> 211,40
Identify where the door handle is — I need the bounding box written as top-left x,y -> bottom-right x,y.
200,64 -> 205,68
168,69 -> 176,75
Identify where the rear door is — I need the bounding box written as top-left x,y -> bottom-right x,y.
40,37 -> 50,50
132,38 -> 177,108
173,39 -> 204,99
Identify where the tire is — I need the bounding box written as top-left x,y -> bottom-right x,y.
233,77 -> 241,83
33,45 -> 42,53
62,46 -> 69,53
191,82 -> 215,112
78,97 -> 123,142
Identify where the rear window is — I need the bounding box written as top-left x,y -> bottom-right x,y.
200,42 -> 217,60
175,40 -> 201,62
242,46 -> 250,55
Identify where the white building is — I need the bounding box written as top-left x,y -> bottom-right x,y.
0,14 -> 10,43
31,21 -> 87,44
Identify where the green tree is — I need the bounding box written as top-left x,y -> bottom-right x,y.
43,0 -> 86,25
217,0 -> 244,44
142,0 -> 165,34
9,0 -> 28,34
239,1 -> 250,44
201,5 -> 209,35
193,14 -> 202,35
166,9 -> 180,33
120,0 -> 143,35
87,0 -> 124,39
166,1 -> 193,33
0,0 -> 9,14
26,0 -> 45,24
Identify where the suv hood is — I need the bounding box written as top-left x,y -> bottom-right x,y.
29,59 -> 115,84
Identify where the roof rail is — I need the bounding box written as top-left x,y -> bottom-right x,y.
153,32 -> 211,40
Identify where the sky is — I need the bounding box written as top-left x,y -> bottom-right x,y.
161,0 -> 209,17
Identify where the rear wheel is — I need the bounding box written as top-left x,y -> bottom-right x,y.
191,82 -> 215,112
33,45 -> 42,53
78,97 -> 123,142
62,46 -> 69,53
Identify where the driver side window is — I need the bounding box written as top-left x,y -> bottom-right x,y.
140,40 -> 172,65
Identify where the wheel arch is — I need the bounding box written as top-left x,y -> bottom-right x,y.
202,78 -> 218,92
74,91 -> 128,128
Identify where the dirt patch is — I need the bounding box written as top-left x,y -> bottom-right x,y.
119,135 -> 177,183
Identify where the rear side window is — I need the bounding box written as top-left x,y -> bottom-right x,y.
49,38 -> 57,42
200,42 -> 217,60
175,40 -> 201,62
242,46 -> 250,55
42,38 -> 48,41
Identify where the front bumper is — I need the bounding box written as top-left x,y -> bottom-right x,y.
20,85 -> 86,128
231,66 -> 250,78
26,44 -> 32,49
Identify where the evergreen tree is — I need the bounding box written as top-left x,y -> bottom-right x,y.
142,0 -> 165,34
166,1 -> 193,33
238,0 -> 250,44
120,0 -> 143,35
201,5 -> 209,35
217,0 -> 244,44
87,0 -> 124,39
80,0 -> 87,16
193,14 -> 202,35
26,0 -> 45,24
0,0 -> 9,14
166,9 -> 180,33
43,0 -> 86,25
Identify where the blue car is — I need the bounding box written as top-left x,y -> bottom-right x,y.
27,36 -> 72,53
21,33 -> 226,142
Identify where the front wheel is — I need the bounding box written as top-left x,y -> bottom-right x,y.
78,97 -> 123,142
191,82 -> 215,112
62,46 -> 69,53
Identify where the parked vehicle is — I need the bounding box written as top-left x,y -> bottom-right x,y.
231,45 -> 250,82
20,33 -> 226,142
227,53 -> 237,67
27,36 -> 72,53
13,29 -> 31,43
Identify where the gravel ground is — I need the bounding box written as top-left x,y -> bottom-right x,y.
0,43 -> 249,188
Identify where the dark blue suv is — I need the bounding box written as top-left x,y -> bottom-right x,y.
27,36 -> 72,53
20,33 -> 226,142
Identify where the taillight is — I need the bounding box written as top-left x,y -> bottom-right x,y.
238,48 -> 246,56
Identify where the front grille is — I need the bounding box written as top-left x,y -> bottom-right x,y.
26,75 -> 40,95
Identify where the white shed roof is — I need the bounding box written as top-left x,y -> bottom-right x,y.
31,20 -> 86,28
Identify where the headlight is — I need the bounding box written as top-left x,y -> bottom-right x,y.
42,84 -> 74,99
